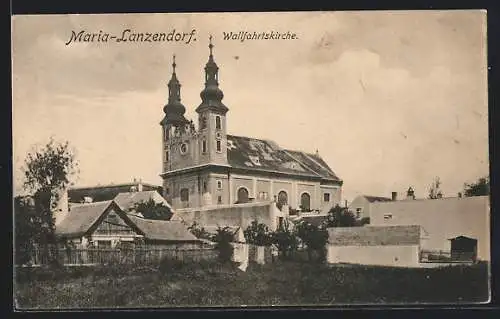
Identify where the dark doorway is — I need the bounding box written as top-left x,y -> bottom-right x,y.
237,187 -> 249,204
449,236 -> 478,262
300,193 -> 311,211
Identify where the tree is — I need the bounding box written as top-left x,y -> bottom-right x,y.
428,176 -> 443,199
212,226 -> 235,264
270,221 -> 298,260
294,221 -> 328,262
134,198 -> 173,220
187,221 -> 211,240
324,205 -> 357,228
243,220 -> 272,246
464,176 -> 490,197
19,138 -> 78,264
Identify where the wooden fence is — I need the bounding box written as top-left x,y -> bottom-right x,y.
420,250 -> 475,263
19,246 -> 218,266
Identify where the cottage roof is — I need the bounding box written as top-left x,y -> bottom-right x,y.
363,195 -> 393,203
226,135 -> 340,182
125,214 -> 199,242
327,225 -> 422,246
114,190 -> 171,212
55,200 -> 115,238
68,182 -> 163,203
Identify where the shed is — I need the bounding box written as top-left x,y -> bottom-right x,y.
326,225 -> 423,267
448,235 -> 477,262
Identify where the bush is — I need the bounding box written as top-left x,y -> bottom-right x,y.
158,257 -> 185,276
212,227 -> 235,264
244,220 -> 272,246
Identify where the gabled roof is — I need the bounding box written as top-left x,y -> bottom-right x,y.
125,214 -> 200,242
363,195 -> 393,203
203,225 -> 245,243
114,191 -> 171,212
327,225 -> 422,246
56,200 -> 116,238
68,182 -> 163,203
226,135 -> 341,181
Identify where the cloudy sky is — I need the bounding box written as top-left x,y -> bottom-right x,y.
12,11 -> 488,202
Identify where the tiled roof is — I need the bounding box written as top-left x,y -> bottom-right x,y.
327,225 -> 422,246
114,191 -> 171,212
126,214 -> 200,242
226,135 -> 340,181
299,215 -> 329,227
68,183 -> 163,203
56,201 -> 114,238
363,195 -> 393,203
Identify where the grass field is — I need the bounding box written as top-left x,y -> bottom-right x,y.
14,261 -> 489,309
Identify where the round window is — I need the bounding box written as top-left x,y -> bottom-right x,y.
180,143 -> 188,154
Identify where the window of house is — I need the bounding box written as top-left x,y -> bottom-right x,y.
165,150 -> 169,162
217,196 -> 222,204
355,208 -> 363,219
180,143 -> 188,155
259,192 -> 269,200
216,140 -> 222,152
180,188 -> 189,202
216,116 -> 221,130
383,213 -> 393,220
202,140 -> 207,153
165,188 -> 170,195
324,193 -> 330,202
97,241 -> 112,249
216,180 -> 223,190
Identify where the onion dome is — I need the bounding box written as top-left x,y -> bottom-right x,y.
160,54 -> 189,126
195,36 -> 229,114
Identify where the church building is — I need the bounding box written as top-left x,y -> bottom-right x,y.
160,37 -> 343,214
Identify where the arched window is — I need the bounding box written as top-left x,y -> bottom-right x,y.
216,140 -> 221,152
180,188 -> 189,202
200,116 -> 207,130
237,187 -> 249,204
216,116 -> 221,130
278,191 -> 288,206
300,193 -> 311,211
202,140 -> 207,153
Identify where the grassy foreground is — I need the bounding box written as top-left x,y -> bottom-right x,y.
14,261 -> 489,309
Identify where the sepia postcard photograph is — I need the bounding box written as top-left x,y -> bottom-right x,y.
11,10 -> 490,309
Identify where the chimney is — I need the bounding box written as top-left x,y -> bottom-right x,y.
406,187 -> 415,200
53,187 -> 69,226
391,192 -> 398,201
138,178 -> 143,192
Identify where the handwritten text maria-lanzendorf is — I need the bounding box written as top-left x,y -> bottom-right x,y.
65,29 -> 197,45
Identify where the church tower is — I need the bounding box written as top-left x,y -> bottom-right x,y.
196,36 -> 229,166
160,55 -> 191,173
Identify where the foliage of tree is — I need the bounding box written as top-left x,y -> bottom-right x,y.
294,221 -> 328,262
243,220 -> 272,246
324,205 -> 357,228
428,176 -> 443,199
270,221 -> 298,260
212,226 -> 235,263
187,221 -> 212,240
355,217 -> 371,227
134,198 -> 173,220
17,139 -> 78,264
464,177 -> 490,197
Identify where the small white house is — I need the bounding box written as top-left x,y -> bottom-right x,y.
326,225 -> 424,268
